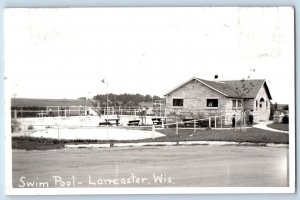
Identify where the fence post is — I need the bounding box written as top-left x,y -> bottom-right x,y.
214,116 -> 217,129
235,116 -> 237,130
194,119 -> 196,134
176,121 -> 179,145
57,125 -> 60,139
152,125 -> 155,139
162,120 -> 164,129
221,116 -> 223,129
209,117 -> 211,128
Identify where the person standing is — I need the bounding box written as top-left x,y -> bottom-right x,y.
249,110 -> 254,125
232,114 -> 236,128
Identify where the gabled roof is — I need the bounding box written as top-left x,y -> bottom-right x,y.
164,77 -> 272,100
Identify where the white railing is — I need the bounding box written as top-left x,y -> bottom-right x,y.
11,106 -> 166,118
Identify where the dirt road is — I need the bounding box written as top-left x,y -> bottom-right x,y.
12,145 -> 288,188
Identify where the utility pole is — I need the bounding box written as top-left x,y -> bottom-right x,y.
101,78 -> 109,140
85,97 -> 87,116
85,91 -> 90,116
106,81 -> 109,140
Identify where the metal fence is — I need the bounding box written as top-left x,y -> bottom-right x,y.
11,113 -> 250,143
11,105 -> 166,119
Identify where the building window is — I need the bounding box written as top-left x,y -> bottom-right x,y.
266,101 -> 268,108
259,98 -> 264,109
207,99 -> 218,108
173,99 -> 183,107
238,100 -> 242,108
256,100 -> 258,110
232,99 -> 242,109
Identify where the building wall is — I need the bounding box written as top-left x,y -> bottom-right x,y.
218,84 -> 271,124
252,84 -> 271,122
223,98 -> 247,125
165,80 -> 271,125
165,81 -> 231,123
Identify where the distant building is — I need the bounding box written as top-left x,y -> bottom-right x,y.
164,77 -> 272,124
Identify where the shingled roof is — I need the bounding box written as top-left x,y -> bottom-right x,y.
165,77 -> 272,99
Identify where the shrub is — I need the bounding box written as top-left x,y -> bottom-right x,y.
11,119 -> 21,133
282,115 -> 289,124
196,113 -> 205,119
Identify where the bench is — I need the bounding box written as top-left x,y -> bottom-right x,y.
152,118 -> 166,125
99,121 -> 112,126
183,119 -> 200,127
105,119 -> 120,126
127,120 -> 140,126
183,119 -> 209,128
99,119 -> 120,126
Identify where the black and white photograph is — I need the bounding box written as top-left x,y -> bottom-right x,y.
4,7 -> 295,194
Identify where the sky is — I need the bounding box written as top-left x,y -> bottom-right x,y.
4,7 -> 294,104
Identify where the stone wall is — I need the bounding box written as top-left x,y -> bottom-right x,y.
165,80 -> 271,125
253,84 -> 271,122
165,80 -> 230,123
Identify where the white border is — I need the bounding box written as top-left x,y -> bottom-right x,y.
4,7 -> 295,195
5,187 -> 296,195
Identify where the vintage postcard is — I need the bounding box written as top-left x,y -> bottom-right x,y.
4,7 -> 295,194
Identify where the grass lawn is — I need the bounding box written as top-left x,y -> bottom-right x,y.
11,137 -> 109,151
12,127 -> 289,150
154,127 -> 288,144
267,123 -> 289,131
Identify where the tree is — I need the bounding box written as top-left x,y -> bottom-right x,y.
93,93 -> 162,107
145,95 -> 152,102
234,78 -> 255,131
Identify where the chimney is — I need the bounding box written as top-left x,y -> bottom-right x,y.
214,75 -> 218,81
214,75 -> 225,83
